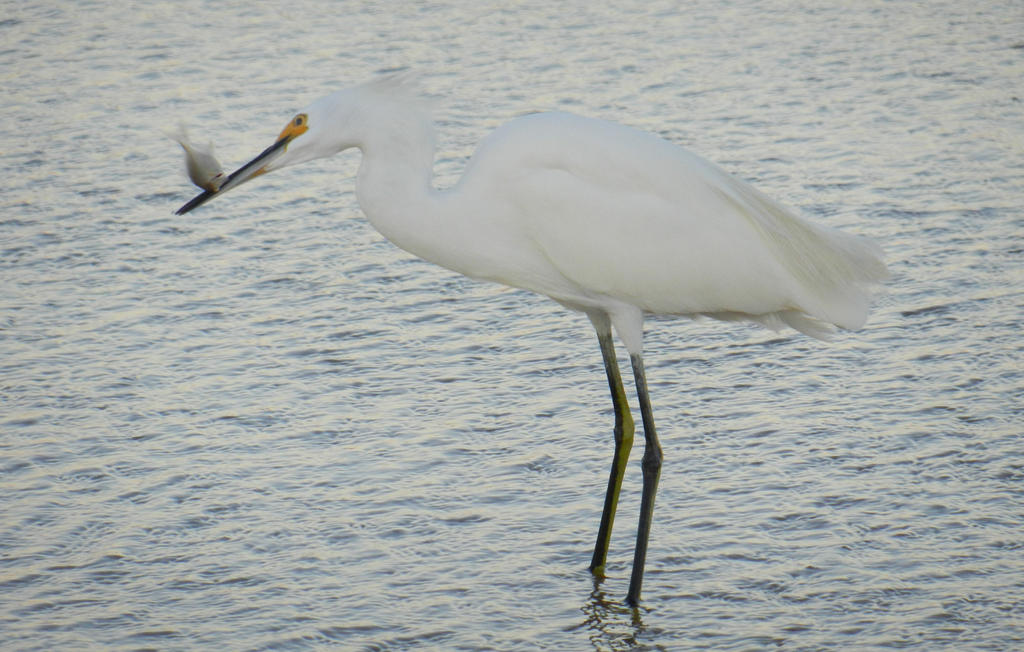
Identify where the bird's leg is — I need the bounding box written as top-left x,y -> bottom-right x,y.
626,352 -> 663,606
589,324 -> 635,576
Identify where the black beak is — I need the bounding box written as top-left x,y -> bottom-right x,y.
175,136 -> 291,215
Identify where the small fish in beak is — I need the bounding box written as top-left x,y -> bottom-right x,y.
174,113 -> 307,215
167,124 -> 227,192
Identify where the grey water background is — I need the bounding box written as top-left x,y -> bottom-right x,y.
2,0 -> 1022,649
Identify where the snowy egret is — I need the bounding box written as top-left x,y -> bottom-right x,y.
175,74 -> 887,604
167,123 -> 227,192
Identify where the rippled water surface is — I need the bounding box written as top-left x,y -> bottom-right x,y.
3,1 -> 1023,650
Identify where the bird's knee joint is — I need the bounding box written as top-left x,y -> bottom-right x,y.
641,445 -> 663,474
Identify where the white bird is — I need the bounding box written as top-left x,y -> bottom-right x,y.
175,73 -> 887,605
168,123 -> 228,192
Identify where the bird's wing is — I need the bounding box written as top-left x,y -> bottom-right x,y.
473,112 -> 885,330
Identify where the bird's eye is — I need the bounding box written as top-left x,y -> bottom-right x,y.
277,113 -> 309,141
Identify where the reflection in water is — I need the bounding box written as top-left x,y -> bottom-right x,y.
577,579 -> 651,651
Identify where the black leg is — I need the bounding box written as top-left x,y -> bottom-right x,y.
626,352 -> 663,605
589,320 -> 635,574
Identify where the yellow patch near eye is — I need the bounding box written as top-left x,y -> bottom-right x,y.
277,113 -> 309,141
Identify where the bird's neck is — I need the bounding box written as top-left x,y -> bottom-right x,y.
353,117 -> 464,271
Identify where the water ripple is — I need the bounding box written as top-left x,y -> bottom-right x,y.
2,0 -> 1023,650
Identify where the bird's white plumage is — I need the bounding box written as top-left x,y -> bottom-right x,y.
460,111 -> 886,330
255,76 -> 885,351
189,73 -> 887,350
460,112 -> 876,325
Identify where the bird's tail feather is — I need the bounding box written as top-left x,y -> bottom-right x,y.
714,172 -> 888,333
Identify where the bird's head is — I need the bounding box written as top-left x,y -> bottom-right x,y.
174,74 -> 428,216
175,91 -> 356,215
